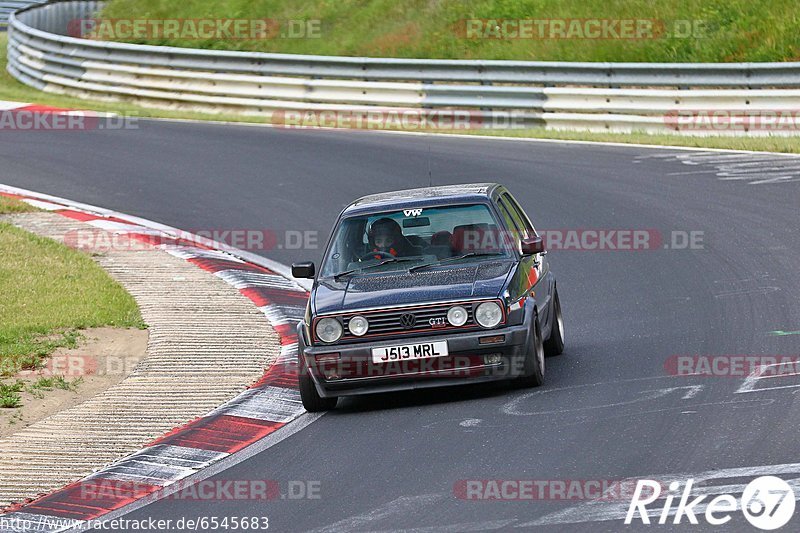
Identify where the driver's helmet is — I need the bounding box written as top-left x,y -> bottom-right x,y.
368,218 -> 403,257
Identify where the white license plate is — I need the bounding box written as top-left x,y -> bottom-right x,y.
371,341 -> 449,364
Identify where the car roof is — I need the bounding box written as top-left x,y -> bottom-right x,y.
343,183 -> 502,216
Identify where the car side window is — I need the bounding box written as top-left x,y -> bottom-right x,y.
495,199 -> 523,251
500,194 -> 529,240
502,193 -> 536,237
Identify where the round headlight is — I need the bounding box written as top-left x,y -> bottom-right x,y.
348,315 -> 369,337
447,306 -> 468,327
475,301 -> 503,328
316,317 -> 343,343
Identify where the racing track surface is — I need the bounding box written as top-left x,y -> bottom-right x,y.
2,122 -> 800,531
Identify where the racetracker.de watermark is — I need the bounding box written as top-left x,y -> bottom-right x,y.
75,479 -> 320,501
665,110 -> 800,132
664,355 -> 800,378
59,228 -> 706,253
0,110 -> 138,131
454,479 -> 663,501
63,228 -> 318,253
454,18 -> 705,40
307,355 -> 523,381
11,354 -> 139,378
271,109 -> 529,130
539,229 -> 703,251
441,228 -> 704,251
68,18 -> 321,40
62,228 -> 703,253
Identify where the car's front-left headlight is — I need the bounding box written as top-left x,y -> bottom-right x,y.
475,301 -> 503,328
316,317 -> 343,343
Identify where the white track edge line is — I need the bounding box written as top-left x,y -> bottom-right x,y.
139,116 -> 800,157
2,97 -> 797,157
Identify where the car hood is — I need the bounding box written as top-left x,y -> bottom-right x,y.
313,261 -> 514,315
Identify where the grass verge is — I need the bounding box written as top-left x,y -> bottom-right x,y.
99,0 -> 800,62
460,128 -> 800,154
0,214 -> 145,409
0,195 -> 37,214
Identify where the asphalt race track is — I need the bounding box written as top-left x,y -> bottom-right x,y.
3,121 -> 800,531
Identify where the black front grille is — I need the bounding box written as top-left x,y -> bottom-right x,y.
339,303 -> 478,340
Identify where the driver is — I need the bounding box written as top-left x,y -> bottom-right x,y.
368,218 -> 415,259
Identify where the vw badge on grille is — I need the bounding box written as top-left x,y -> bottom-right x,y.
399,313 -> 417,329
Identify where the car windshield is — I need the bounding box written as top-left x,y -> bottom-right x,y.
319,203 -> 514,278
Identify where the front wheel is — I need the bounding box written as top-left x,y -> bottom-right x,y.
298,356 -> 338,412
544,287 -> 565,357
518,314 -> 545,387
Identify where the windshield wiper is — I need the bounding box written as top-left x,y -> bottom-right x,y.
333,257 -> 419,280
408,252 -> 505,273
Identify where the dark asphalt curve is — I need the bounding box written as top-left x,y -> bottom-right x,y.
2,122 -> 800,532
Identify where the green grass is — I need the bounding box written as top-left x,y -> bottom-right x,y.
0,376 -> 82,408
99,0 -> 800,62
0,201 -> 139,410
0,381 -> 23,408
24,376 -> 83,399
0,196 -> 37,214
0,222 -> 145,382
28,375 -> 82,391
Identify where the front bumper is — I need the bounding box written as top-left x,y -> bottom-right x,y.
299,323 -> 530,398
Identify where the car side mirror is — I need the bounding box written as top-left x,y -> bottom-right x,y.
520,236 -> 544,255
292,261 -> 316,279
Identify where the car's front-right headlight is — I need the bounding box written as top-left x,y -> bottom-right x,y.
316,317 -> 343,343
447,305 -> 469,327
475,301 -> 503,328
348,315 -> 369,336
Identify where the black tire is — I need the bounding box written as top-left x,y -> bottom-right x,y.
544,287 -> 565,357
518,314 -> 545,387
298,357 -> 338,412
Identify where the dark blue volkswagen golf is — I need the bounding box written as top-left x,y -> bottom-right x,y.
291,183 -> 564,411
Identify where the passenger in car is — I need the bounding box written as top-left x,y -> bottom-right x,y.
427,230 -> 454,259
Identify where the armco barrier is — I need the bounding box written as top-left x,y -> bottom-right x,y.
0,1 -> 44,30
7,1 -> 800,135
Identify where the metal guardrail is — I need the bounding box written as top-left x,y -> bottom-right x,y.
0,0 -> 44,30
7,0 -> 800,135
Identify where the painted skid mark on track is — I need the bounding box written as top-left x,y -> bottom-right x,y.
736,362 -> 800,394
636,151 -> 800,185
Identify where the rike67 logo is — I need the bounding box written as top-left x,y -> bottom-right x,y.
626,476 -> 795,530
